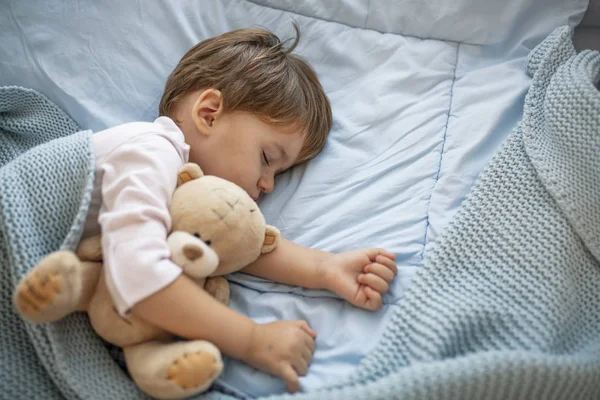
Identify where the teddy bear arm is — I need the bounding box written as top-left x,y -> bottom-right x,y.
203,277 -> 230,306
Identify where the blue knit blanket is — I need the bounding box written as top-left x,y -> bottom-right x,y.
267,26 -> 600,400
1,26 -> 599,400
0,88 -> 139,399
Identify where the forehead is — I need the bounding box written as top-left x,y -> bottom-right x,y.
269,125 -> 304,161
253,116 -> 305,154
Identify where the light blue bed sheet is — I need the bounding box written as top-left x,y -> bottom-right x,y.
0,0 -> 587,397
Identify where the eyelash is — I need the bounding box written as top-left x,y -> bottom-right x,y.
262,151 -> 270,166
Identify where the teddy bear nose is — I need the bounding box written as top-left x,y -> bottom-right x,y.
183,244 -> 204,260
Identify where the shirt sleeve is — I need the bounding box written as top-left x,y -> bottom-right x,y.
98,132 -> 185,315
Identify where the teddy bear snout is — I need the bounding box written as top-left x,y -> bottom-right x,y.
183,244 -> 204,261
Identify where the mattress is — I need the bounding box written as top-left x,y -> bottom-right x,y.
0,0 -> 588,397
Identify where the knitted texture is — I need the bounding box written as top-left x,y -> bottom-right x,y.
0,87 -> 239,400
0,87 -> 145,400
260,26 -> 600,400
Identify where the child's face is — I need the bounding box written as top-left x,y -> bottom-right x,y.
191,112 -> 303,200
177,90 -> 304,201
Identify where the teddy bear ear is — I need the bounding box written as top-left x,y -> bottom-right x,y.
177,163 -> 204,187
261,225 -> 281,254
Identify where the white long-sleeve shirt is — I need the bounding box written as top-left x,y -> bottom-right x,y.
82,116 -> 190,315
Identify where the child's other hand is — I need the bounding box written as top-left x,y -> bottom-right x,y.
324,248 -> 397,311
243,320 -> 316,393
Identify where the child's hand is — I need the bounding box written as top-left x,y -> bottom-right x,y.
243,320 -> 316,393
324,248 -> 397,311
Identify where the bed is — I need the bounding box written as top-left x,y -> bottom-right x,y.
1,1 -> 598,399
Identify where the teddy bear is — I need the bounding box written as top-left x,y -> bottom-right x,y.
13,163 -> 280,400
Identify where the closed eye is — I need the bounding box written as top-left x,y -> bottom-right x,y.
262,151 -> 270,166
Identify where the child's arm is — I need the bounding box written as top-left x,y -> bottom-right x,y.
242,237 -> 329,289
132,274 -> 315,393
96,129 -> 313,393
242,237 -> 398,310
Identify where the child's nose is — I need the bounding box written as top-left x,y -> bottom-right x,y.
258,176 -> 274,194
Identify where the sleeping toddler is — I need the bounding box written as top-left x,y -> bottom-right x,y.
24,25 -> 398,392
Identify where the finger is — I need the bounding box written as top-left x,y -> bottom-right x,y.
301,346 -> 313,366
281,364 -> 300,393
293,356 -> 309,376
375,255 -> 398,275
378,249 -> 397,260
364,263 -> 395,282
365,248 -> 396,262
298,321 -> 317,339
303,334 -> 316,353
364,286 -> 383,311
358,273 -> 389,293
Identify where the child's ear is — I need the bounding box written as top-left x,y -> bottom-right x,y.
191,89 -> 223,136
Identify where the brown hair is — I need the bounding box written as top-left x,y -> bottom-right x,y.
159,24 -> 332,165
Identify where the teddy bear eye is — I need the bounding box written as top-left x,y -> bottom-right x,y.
204,240 -> 212,246
250,209 -> 256,213
194,233 -> 200,238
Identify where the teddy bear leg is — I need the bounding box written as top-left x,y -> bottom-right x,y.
74,261 -> 102,311
124,339 -> 223,400
13,251 -> 101,323
76,235 -> 103,262
203,277 -> 230,306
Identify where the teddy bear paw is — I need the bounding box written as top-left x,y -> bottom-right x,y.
125,340 -> 224,399
167,347 -> 222,391
13,251 -> 82,323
